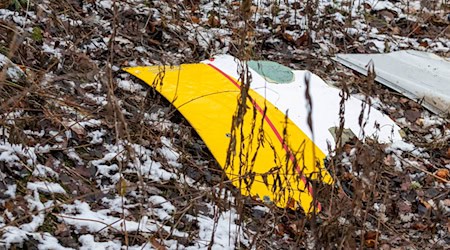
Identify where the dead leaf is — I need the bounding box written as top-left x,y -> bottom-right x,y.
61,120 -> 86,136
148,38 -> 161,46
275,223 -> 287,236
150,237 -> 166,250
364,231 -> 379,248
384,154 -> 395,166
410,22 -> 424,35
286,198 -> 296,209
0,0 -> 11,9
405,109 -> 421,123
442,199 -> 450,207
400,181 -> 410,191
378,10 -> 396,21
434,169 -> 449,180
344,143 -> 353,155
391,26 -> 401,35
399,98 -> 409,104
190,16 -> 200,24
282,33 -> 294,43
295,32 -> 311,47
4,200 -> 14,212
362,3 -> 372,10
116,177 -> 128,197
230,1 -> 240,6
343,172 -> 353,181
55,223 -> 70,236
411,222 -> 428,231
208,15 -> 220,27
397,201 -> 412,213
288,222 -> 304,236
445,147 -> 450,159
418,38 -> 429,47
291,2 -> 301,9
418,197 -> 432,212
446,218 -> 450,234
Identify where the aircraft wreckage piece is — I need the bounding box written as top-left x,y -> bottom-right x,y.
124,55 -> 402,214
334,50 -> 450,115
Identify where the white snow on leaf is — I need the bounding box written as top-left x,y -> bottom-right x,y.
3,184 -> 17,200
21,191 -> 54,232
0,226 -> 30,249
37,233 -> 75,250
66,148 -> 84,165
0,9 -> 32,26
32,163 -> 57,179
148,195 -> 176,221
42,43 -> 63,59
128,143 -> 177,182
87,129 -> 106,144
149,195 -> 175,213
58,201 -> 188,237
0,141 -> 37,167
78,234 -> 156,250
27,182 -> 67,194
159,137 -> 181,168
187,207 -> 243,250
79,234 -> 121,250
117,79 -> 142,93
386,140 -> 429,158
97,0 -> 113,9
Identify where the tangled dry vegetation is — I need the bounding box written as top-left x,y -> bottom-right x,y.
0,0 -> 449,249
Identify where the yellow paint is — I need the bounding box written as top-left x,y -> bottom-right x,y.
124,64 -> 332,213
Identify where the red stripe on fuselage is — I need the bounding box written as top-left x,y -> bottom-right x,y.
207,63 -> 321,212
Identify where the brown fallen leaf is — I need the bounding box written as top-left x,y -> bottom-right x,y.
397,200 -> 412,214
411,222 -> 428,231
288,221 -> 305,236
405,109 -> 421,123
446,219 -> 450,234
282,32 -> 295,43
295,32 -> 312,47
275,223 -> 287,236
4,200 -> 14,212
419,40 -> 429,47
378,9 -> 396,21
208,15 -> 220,27
383,154 -> 395,166
399,97 -> 410,104
410,22 -> 424,36
55,223 -> 70,237
362,3 -> 372,10
364,231 -> 379,248
434,169 -> 449,180
391,26 -> 401,35
0,0 -> 11,9
230,1 -> 240,6
61,120 -> 86,137
286,197 -> 296,209
418,197 -> 432,212
150,236 -> 166,250
442,199 -> 450,207
148,38 -> 161,46
344,143 -> 353,155
190,15 -> 200,24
